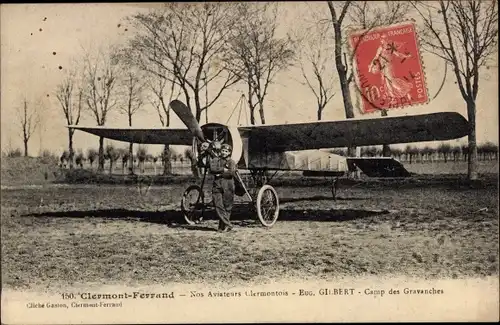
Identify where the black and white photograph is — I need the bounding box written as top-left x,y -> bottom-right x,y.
1,2 -> 498,323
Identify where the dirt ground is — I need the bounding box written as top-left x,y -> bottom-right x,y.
1,174 -> 498,292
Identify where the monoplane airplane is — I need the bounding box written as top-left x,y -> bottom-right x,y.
69,100 -> 468,227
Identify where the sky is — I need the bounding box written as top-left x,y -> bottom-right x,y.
1,2 -> 498,157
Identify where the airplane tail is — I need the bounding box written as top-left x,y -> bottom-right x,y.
346,157 -> 411,177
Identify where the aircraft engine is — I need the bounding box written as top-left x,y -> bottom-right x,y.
191,123 -> 243,164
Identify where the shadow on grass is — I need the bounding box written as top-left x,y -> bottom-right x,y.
22,209 -> 185,224
280,195 -> 368,203
22,204 -> 390,230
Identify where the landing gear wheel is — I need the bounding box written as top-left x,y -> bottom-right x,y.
181,185 -> 205,225
256,184 -> 279,227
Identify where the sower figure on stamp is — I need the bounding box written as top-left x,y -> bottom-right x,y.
369,34 -> 413,103
210,143 -> 237,232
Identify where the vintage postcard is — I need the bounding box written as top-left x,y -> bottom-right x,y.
1,2 -> 498,324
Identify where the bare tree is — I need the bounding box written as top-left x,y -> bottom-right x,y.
118,68 -> 146,174
60,150 -> 70,168
75,150 -> 85,169
411,0 -> 498,180
326,1 -> 412,157
296,12 -> 336,121
82,47 -> 120,172
348,1 -> 412,34
348,1 -> 411,156
55,70 -> 83,169
136,145 -> 148,174
224,3 -> 295,125
16,97 -> 39,157
87,148 -> 98,169
105,144 -> 120,175
127,3 -> 241,122
148,70 -> 173,130
146,62 -> 179,175
117,36 -> 177,175
326,2 -> 355,121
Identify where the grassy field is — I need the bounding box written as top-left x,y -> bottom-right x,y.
404,160 -> 498,175
0,156 -> 62,186
1,172 -> 498,292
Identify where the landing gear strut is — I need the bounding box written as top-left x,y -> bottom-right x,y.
331,177 -> 339,201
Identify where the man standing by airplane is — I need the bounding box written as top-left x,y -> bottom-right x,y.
210,144 -> 237,232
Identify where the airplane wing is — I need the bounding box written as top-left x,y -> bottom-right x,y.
346,157 -> 411,177
67,126 -> 192,145
240,112 -> 468,152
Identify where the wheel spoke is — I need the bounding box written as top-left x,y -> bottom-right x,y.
181,186 -> 205,225
255,185 -> 280,227
259,189 -> 277,221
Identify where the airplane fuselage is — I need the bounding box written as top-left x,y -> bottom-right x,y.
195,123 -> 349,174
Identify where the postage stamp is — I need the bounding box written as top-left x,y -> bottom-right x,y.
1,3 -> 498,324
349,21 -> 429,114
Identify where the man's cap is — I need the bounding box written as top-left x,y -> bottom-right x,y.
221,144 -> 232,151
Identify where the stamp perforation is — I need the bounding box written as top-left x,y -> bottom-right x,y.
347,19 -> 431,115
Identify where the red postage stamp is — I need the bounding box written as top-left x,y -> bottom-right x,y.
349,22 -> 429,114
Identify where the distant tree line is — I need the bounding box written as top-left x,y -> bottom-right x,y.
55,144 -> 190,175
330,142 -> 498,163
5,140 -> 497,176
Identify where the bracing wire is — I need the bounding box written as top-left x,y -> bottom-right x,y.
240,95 -> 249,126
226,94 -> 244,124
237,94 -> 244,125
242,94 -> 249,126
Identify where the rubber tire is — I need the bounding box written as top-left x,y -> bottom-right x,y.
181,185 -> 204,225
256,184 -> 280,227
